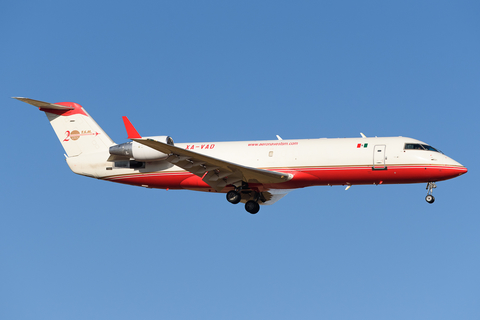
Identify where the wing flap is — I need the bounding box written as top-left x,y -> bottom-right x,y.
132,138 -> 292,191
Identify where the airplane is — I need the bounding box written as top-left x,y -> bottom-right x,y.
15,97 -> 468,214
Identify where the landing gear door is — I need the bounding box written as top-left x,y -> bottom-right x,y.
373,145 -> 386,170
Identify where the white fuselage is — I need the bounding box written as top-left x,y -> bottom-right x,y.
66,136 -> 466,191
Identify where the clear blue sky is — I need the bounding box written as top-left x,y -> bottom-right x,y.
1,1 -> 479,319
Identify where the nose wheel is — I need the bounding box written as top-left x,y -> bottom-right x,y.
425,194 -> 435,203
425,182 -> 436,204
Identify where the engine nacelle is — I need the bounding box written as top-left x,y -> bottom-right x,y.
109,136 -> 174,161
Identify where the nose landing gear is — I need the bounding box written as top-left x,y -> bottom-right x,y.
425,182 -> 437,204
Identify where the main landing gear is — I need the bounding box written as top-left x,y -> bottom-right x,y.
425,182 -> 437,204
226,186 -> 262,214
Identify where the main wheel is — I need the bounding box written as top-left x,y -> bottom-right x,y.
245,200 -> 260,214
425,195 -> 435,204
226,190 -> 241,204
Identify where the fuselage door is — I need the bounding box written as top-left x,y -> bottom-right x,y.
373,145 -> 386,169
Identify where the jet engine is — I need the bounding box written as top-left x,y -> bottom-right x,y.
109,136 -> 174,161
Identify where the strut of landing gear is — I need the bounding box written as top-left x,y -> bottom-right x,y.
425,182 -> 437,204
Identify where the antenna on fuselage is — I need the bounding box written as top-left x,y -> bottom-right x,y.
360,133 -> 367,138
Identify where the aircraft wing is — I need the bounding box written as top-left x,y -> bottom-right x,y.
132,138 -> 293,192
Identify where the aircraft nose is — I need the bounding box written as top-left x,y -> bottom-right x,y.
449,161 -> 467,177
452,158 -> 467,175
437,164 -> 467,181
442,156 -> 467,179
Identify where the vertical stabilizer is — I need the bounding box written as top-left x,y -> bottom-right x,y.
15,97 -> 115,157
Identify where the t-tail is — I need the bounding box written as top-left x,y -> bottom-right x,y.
15,97 -> 115,177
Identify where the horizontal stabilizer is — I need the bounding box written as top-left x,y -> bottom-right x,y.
13,97 -> 75,110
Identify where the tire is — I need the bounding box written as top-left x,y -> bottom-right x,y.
226,190 -> 241,204
425,195 -> 435,204
245,200 -> 260,214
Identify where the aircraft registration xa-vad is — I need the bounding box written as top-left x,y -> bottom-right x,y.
16,97 -> 467,214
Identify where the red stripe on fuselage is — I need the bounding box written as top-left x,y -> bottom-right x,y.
274,165 -> 467,188
102,165 -> 467,192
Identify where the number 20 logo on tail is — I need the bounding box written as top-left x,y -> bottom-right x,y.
64,130 -> 99,141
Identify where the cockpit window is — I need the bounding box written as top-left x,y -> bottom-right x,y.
404,143 -> 441,153
422,145 -> 439,152
405,143 -> 423,150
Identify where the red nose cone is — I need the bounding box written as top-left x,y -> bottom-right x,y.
437,165 -> 468,181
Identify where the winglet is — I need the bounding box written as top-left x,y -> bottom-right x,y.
122,116 -> 142,139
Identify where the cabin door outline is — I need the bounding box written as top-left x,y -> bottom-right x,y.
373,145 -> 387,170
